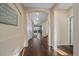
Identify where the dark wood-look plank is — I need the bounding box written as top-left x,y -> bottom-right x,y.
57,45 -> 73,56
19,36 -> 73,56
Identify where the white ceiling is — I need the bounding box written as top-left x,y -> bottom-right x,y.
55,3 -> 73,10
24,3 -> 73,25
23,3 -> 54,8
29,12 -> 48,25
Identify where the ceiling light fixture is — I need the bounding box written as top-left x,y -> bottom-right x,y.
36,17 -> 39,20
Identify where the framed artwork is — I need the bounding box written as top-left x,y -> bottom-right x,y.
0,3 -> 18,26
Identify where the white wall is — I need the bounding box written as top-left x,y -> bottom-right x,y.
46,19 -> 49,35
67,7 -> 74,45
50,8 -> 73,48
42,20 -> 48,37
27,12 -> 33,40
0,4 -> 27,56
50,9 -> 54,47
67,7 -> 73,17
73,3 -> 79,56
54,10 -> 68,46
52,7 -> 73,47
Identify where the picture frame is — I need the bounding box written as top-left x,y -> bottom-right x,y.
0,3 -> 19,26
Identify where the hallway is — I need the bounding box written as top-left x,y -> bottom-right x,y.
0,3 -> 75,56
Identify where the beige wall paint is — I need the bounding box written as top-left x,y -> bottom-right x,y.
67,7 -> 74,45
67,7 -> 73,17
52,7 -> 73,47
50,8 -> 54,47
26,12 -> 33,40
46,19 -> 49,35
42,19 -> 48,37
41,5 -> 74,48
42,21 -> 46,37
49,4 -> 74,48
0,4 -> 27,56
54,10 -> 68,46
73,3 -> 79,56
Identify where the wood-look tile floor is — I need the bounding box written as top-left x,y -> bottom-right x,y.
20,47 -> 56,56
19,37 -> 73,56
19,47 -> 73,56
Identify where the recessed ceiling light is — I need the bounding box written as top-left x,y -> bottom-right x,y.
36,17 -> 39,20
